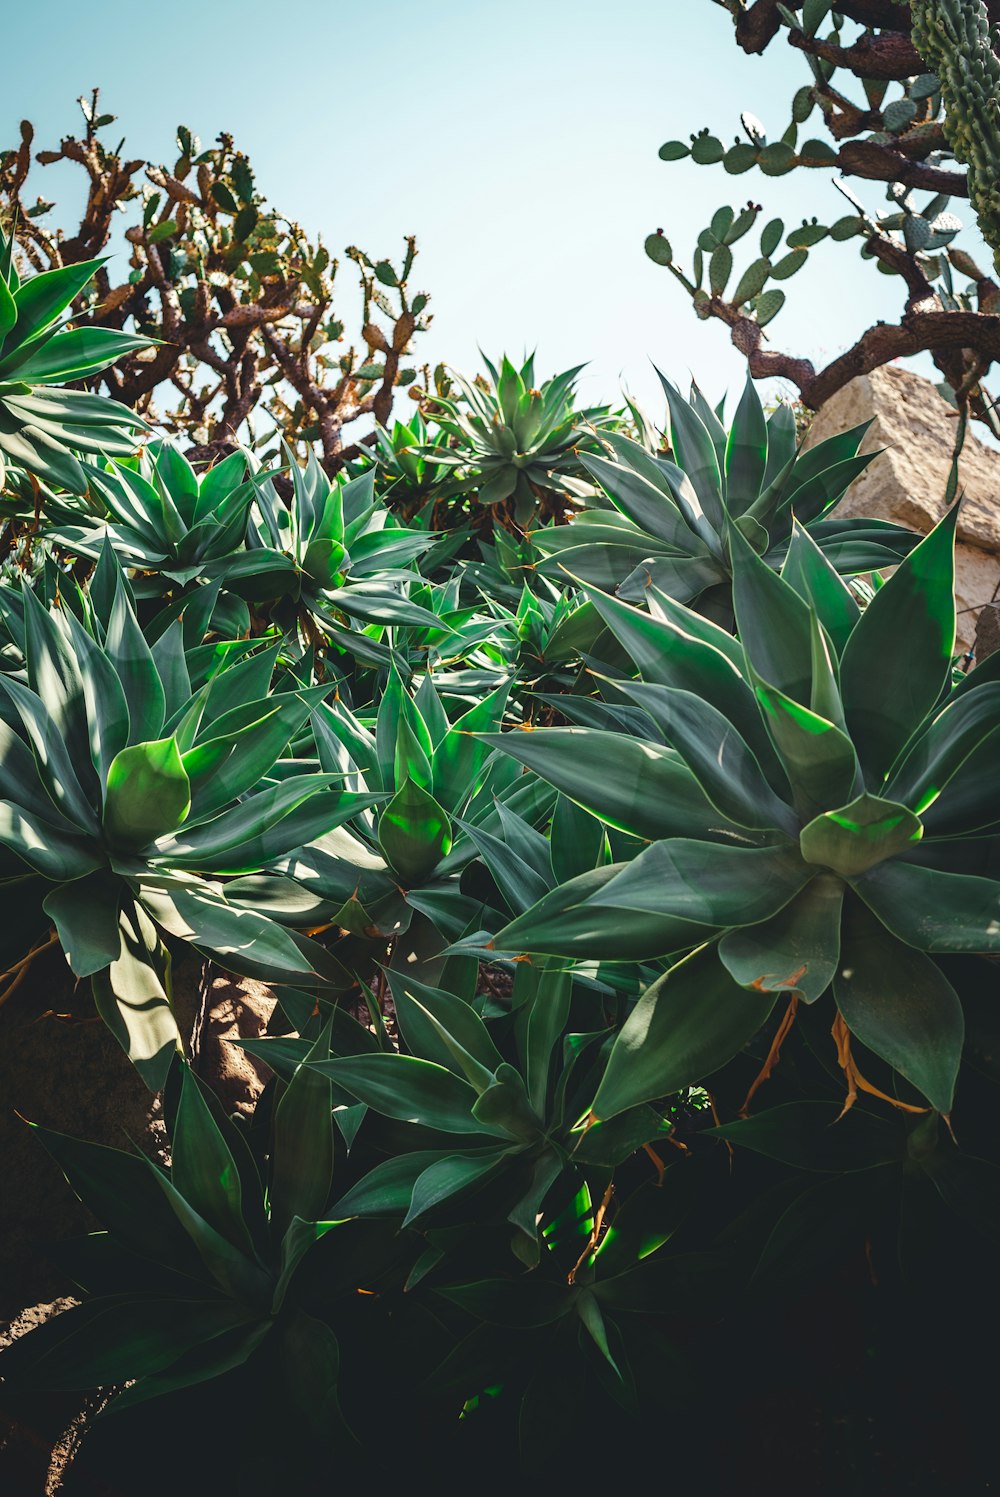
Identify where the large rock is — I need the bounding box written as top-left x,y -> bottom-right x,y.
806,364 -> 1000,653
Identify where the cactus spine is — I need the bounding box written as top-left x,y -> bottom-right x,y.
908,0 -> 1000,269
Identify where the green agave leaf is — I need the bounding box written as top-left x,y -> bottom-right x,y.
549,794 -> 606,886
763,401 -> 797,488
136,875 -> 329,984
719,873 -> 843,1002
430,680 -> 512,816
457,815 -> 550,914
493,863 -> 714,961
43,872 -> 122,979
9,257 -> 107,345
573,1104 -> 672,1170
272,1217 -> 339,1313
4,1295 -> 258,1392
182,697 -> 313,819
29,1123 -> 210,1282
779,452 -> 879,526
534,528 -> 680,595
618,552 -> 725,604
885,682 -> 1000,814
171,1065 -> 258,1259
393,693 -> 434,793
724,372 -> 768,516
752,1169 -> 893,1287
497,842 -> 808,961
799,792 -> 922,878
154,780 -> 376,873
387,969 -> 505,1076
806,611 -> 847,730
106,576 -> 166,745
20,584 -> 98,801
403,1147 -> 513,1227
918,738 -> 1000,837
15,322 -> 149,381
578,582 -> 779,773
592,840 -> 809,926
148,616 -> 193,721
522,964 -> 573,1116
439,1277 -> 571,1328
478,728 -> 731,842
779,520 -> 859,655
754,677 -> 859,821
616,682 -> 796,833
0,673 -> 100,833
0,272 -> 15,342
731,525 -> 813,705
1,422 -> 87,491
0,714 -> 83,829
645,582 -> 745,668
332,1150 -> 446,1218
840,504 -> 959,786
0,800 -> 102,880
807,521 -> 919,574
378,778 -> 452,884
91,901 -> 182,1092
592,944 -> 777,1121
854,860 -> 1000,953
578,450 -> 708,552
576,1290 -> 623,1378
138,1151 -> 272,1307
59,607 -> 131,785
471,1064 -> 543,1142
103,737 -> 191,852
835,897 -> 963,1113
104,1319 -> 273,1414
710,1101 -> 904,1171
277,1312 -> 348,1443
658,371 -> 725,530
270,1020 -> 335,1238
312,1054 -> 508,1136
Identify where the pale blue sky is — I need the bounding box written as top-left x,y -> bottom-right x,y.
4,0 -> 971,421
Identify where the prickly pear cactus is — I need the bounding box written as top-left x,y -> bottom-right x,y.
909,0 -> 1000,268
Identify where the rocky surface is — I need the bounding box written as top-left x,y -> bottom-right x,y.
805,363 -> 1000,653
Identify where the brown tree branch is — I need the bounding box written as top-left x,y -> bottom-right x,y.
837,139 -> 969,196
704,229 -> 1000,416
732,1 -> 912,56
4,100 -> 429,461
787,26 -> 923,81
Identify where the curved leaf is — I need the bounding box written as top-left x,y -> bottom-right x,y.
592,945 -> 777,1121
835,897 -> 962,1113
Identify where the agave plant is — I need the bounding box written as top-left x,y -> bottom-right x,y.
370,409 -> 467,523
226,666 -> 557,977
488,506 -> 1000,1122
480,579 -> 604,692
221,449 -> 442,664
531,372 -> 919,622
0,230 -> 147,493
313,960 -> 678,1267
427,1160 -> 731,1463
358,569 -> 504,691
421,354 -> 610,526
0,1045 -> 370,1437
46,439 -> 258,629
0,552 -> 376,1085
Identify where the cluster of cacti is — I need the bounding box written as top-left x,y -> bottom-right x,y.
0,97 -> 429,468
908,0 -> 1000,270
642,0 -> 1000,435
